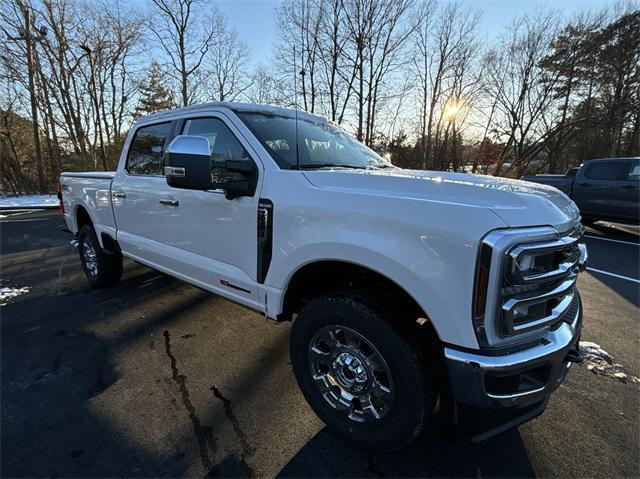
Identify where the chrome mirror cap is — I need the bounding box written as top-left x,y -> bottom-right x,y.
165,135 -> 210,158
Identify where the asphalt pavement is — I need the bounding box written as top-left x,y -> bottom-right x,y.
1,210 -> 638,478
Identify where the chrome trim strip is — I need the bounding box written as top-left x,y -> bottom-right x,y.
502,275 -> 576,313
511,291 -> 575,332
164,166 -> 186,178
578,243 -> 588,271
508,235 -> 582,284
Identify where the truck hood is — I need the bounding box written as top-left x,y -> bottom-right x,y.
302,168 -> 580,230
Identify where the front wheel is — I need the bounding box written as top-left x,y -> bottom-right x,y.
78,224 -> 122,288
290,294 -> 436,450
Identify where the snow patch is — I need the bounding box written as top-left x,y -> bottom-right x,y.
0,195 -> 58,209
0,286 -> 31,306
579,341 -> 639,384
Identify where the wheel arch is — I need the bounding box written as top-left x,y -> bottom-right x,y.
74,203 -> 117,251
277,258 -> 441,342
75,204 -> 93,232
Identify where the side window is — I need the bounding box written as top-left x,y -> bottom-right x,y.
584,161 -> 625,181
183,118 -> 252,163
126,122 -> 172,175
627,161 -> 640,180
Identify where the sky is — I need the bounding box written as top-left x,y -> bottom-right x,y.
216,0 -> 619,67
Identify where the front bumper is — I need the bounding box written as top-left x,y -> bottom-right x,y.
445,294 -> 582,410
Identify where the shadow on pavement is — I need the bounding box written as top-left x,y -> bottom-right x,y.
588,273 -> 639,307
1,263 -> 209,477
278,423 -> 535,478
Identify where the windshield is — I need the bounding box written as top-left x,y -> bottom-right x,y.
236,112 -> 392,170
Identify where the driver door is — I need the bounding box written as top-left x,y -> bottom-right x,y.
160,115 -> 264,308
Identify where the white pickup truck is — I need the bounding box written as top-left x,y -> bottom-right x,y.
60,102 -> 588,449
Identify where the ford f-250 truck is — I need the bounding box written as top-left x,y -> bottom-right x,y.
60,102 -> 588,449
522,158 -> 640,225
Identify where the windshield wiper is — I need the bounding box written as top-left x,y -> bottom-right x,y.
293,163 -> 370,170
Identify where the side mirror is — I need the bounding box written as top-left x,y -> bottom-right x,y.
164,135 -> 213,190
165,135 -> 257,199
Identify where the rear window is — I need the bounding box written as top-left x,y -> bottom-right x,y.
126,122 -> 172,175
584,161 -> 625,180
628,161 -> 640,180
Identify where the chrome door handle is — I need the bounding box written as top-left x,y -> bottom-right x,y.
159,199 -> 179,207
112,191 -> 126,198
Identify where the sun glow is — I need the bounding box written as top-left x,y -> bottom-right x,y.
445,102 -> 461,120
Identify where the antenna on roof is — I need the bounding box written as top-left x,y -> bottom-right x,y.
293,45 -> 300,170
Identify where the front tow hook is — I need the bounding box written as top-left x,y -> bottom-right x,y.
565,348 -> 584,364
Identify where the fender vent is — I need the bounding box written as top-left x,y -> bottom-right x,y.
257,199 -> 273,284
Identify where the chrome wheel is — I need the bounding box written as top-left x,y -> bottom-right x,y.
308,325 -> 394,422
82,239 -> 98,279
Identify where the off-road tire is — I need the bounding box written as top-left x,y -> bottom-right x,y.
290,293 -> 436,450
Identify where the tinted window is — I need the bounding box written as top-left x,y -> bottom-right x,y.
183,118 -> 252,163
627,161 -> 640,180
126,122 -> 172,175
566,167 -> 579,178
584,161 -> 625,180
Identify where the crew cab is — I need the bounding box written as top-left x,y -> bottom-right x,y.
522,158 -> 640,225
60,102 -> 588,449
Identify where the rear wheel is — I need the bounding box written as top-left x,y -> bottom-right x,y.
78,224 -> 122,288
290,293 -> 436,450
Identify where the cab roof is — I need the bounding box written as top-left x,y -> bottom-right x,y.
136,101 -> 328,125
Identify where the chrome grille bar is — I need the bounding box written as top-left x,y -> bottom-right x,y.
500,224 -> 586,337
508,235 -> 583,284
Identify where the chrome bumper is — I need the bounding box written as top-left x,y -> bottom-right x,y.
445,295 -> 582,409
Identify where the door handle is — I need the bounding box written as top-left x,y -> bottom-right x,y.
112,191 -> 126,198
159,199 -> 179,207
621,184 -> 636,189
577,183 -> 591,187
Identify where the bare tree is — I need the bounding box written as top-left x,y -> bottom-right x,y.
412,0 -> 479,169
149,0 -> 220,106
1,0 -> 47,190
206,26 -> 251,102
484,13 -> 559,176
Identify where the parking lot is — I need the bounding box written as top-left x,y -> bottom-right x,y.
1,209 -> 638,478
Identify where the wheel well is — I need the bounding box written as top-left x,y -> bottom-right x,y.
279,261 -> 436,335
76,205 -> 92,230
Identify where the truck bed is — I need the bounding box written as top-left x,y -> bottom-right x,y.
60,171 -> 117,245
521,175 -> 573,195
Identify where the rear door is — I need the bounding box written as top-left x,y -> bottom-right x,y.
111,121 -> 178,266
572,160 -> 628,220
619,159 -> 640,223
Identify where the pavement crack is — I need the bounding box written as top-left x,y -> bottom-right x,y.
211,384 -> 255,477
164,330 -> 216,471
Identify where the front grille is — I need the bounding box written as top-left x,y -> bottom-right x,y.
499,226 -> 584,336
